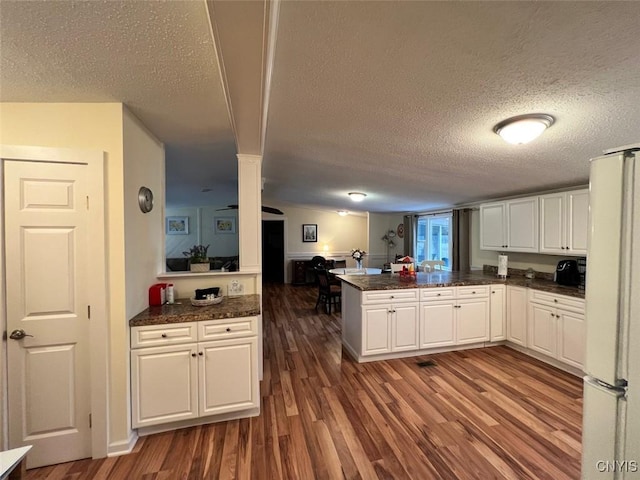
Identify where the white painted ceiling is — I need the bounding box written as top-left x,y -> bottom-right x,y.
2,1 -> 640,213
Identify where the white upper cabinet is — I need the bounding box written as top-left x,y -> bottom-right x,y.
480,197 -> 538,252
539,189 -> 589,255
479,202 -> 507,250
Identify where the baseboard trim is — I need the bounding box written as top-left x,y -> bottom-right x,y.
135,407 -> 261,437
107,431 -> 138,457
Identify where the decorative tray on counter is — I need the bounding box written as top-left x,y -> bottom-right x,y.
190,295 -> 223,307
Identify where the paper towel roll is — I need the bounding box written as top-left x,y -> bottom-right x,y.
498,254 -> 508,278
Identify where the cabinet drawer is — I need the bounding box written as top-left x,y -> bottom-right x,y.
362,289 -> 419,304
457,285 -> 490,298
420,287 -> 456,301
198,316 -> 258,341
529,289 -> 585,312
131,322 -> 198,348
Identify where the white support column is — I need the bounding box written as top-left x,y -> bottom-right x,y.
237,154 -> 262,275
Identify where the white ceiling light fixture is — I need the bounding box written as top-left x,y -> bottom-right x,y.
337,210 -> 349,216
493,114 -> 555,145
348,192 -> 367,202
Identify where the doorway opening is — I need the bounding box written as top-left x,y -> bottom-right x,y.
262,220 -> 284,283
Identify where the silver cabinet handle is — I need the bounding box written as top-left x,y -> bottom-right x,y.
9,329 -> 33,340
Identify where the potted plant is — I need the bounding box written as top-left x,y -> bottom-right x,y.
183,244 -> 210,272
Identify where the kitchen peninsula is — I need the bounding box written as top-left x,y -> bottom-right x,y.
338,270 -> 585,375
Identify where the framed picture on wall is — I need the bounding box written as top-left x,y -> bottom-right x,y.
166,216 -> 189,235
215,216 -> 236,234
302,224 -> 317,242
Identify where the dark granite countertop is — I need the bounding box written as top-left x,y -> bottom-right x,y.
337,272 -> 584,299
129,294 -> 261,327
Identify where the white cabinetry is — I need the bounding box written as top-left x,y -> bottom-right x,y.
480,197 -> 539,252
420,286 -> 489,348
539,189 -> 589,255
527,290 -> 585,369
361,290 -> 419,355
131,316 -> 259,429
506,286 -> 528,346
489,285 -> 506,341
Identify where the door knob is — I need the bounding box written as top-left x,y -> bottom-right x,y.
9,329 -> 33,340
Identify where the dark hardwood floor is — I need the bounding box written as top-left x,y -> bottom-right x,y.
27,283 -> 583,479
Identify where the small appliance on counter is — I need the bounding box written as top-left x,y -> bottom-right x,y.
554,259 -> 580,286
148,283 -> 167,306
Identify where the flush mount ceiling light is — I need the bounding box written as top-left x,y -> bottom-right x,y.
348,192 -> 367,202
337,210 -> 349,216
493,114 -> 555,145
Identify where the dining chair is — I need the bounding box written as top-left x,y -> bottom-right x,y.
314,268 -> 341,314
421,260 -> 445,272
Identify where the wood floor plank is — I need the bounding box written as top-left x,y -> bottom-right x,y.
26,283 -> 583,480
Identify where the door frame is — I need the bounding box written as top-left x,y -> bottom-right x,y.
261,218 -> 286,283
0,145 -> 108,459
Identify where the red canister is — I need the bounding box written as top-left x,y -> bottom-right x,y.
148,283 -> 167,306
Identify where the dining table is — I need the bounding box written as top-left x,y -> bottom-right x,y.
328,267 -> 383,275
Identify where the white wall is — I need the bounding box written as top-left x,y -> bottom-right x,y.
470,209 -> 570,273
123,109 -> 165,320
262,200 -> 369,280
165,206 -> 239,259
368,212 -> 405,266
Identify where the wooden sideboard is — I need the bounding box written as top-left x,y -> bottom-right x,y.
291,259 -> 346,285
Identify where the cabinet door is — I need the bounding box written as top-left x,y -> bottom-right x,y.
539,193 -> 565,254
480,202 -> 506,250
391,303 -> 419,352
456,298 -> 489,344
566,189 -> 589,255
199,337 -> 259,416
557,309 -> 585,369
420,302 -> 455,348
131,344 -> 198,428
506,197 -> 539,252
489,285 -> 506,341
528,303 -> 557,358
292,260 -> 308,285
507,286 -> 527,346
362,306 -> 391,355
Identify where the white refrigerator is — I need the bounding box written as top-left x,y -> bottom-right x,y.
582,144 -> 640,479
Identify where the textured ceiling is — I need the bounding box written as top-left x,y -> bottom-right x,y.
2,1 -> 640,212
263,1 -> 640,212
0,0 -> 237,207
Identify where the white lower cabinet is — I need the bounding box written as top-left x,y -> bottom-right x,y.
420,286 -> 489,348
506,286 -> 528,346
556,309 -> 585,369
131,316 -> 259,429
344,282 -> 584,371
527,290 -> 585,369
199,337 -> 259,416
489,285 -> 506,341
456,297 -> 490,344
420,302 -> 455,348
362,302 -> 419,355
131,343 -> 199,427
528,302 -> 557,357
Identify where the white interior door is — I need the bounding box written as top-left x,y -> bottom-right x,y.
4,160 -> 91,468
